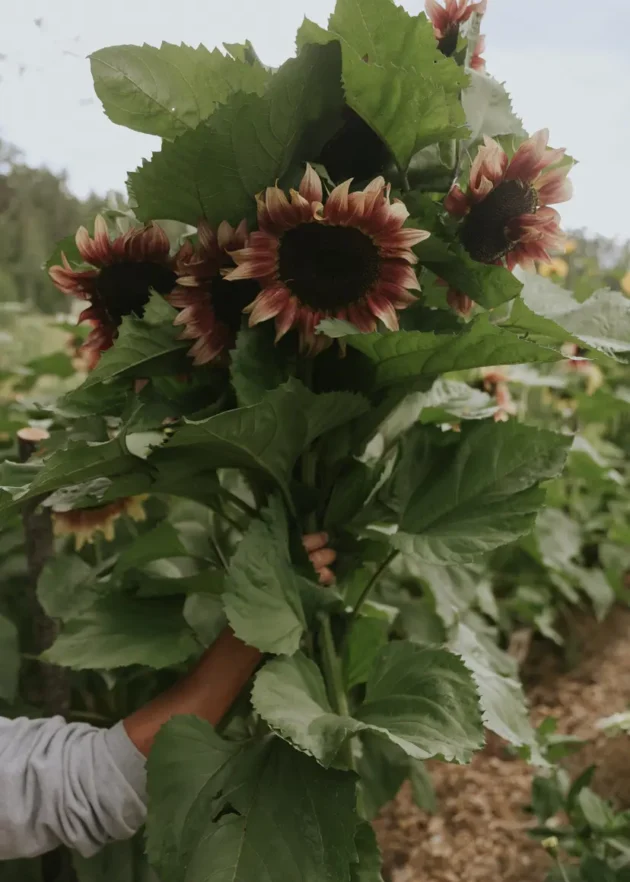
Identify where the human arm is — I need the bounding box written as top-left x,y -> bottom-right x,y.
0,533 -> 334,860
123,531 -> 335,755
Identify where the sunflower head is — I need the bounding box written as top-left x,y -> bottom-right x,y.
425,0 -> 487,57
445,130 -> 573,271
225,164 -> 430,354
53,495 -> 148,551
168,219 -> 259,365
49,217 -> 178,369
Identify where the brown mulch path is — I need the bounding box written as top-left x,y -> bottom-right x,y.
375,607 -> 630,882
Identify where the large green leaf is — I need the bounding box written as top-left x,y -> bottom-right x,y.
167,383 -> 368,503
355,643 -> 484,762
395,422 -> 571,564
37,555 -> 100,620
251,653 -> 360,763
253,644 -> 483,766
91,42 -> 269,139
298,0 -> 467,169
73,299 -> 187,393
347,317 -> 560,388
167,385 -> 307,501
146,716 -> 359,882
351,823 -> 384,882
0,614 -> 19,702
114,521 -> 191,576
357,733 -> 410,820
130,42 -> 343,225
505,275 -> 630,360
223,498 -> 307,655
462,71 -> 525,143
343,614 -> 390,689
449,622 -> 540,759
230,326 -> 288,407
43,596 -> 198,670
29,439 -> 146,502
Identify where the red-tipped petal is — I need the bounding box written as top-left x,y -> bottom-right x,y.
506,129 -> 549,183
299,163 -> 323,204
324,179 -> 352,224
247,286 -> 291,325
367,290 -> 401,331
274,296 -> 299,341
444,185 -> 470,217
536,168 -> 573,205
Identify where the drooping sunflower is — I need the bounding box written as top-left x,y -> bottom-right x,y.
168,220 -> 259,365
470,33 -> 486,71
49,217 -> 178,369
225,164 -> 430,354
481,367 -> 517,423
53,495 -> 148,551
445,129 -> 572,271
425,0 -> 487,57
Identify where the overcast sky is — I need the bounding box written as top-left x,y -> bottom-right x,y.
1,0 -> 628,239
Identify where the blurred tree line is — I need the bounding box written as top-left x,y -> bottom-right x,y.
0,139 -> 105,313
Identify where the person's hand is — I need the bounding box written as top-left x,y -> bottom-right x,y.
303,532 -> 336,586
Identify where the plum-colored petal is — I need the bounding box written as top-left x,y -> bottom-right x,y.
347,303 -> 378,333
536,167 -> 573,205
367,290 -> 400,331
444,185 -> 470,217
470,137 -> 508,194
247,286 -> 291,325
324,179 -> 352,224
505,129 -> 549,183
274,296 -> 300,341
299,163 -> 323,203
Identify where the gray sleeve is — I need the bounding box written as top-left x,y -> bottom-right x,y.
0,716 -> 147,860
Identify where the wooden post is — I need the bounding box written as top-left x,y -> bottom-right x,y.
18,427 -> 71,717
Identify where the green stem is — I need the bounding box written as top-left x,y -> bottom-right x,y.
298,358 -> 318,533
93,538 -> 103,568
348,550 -> 399,626
554,857 -> 570,882
209,532 -> 229,571
318,613 -> 355,770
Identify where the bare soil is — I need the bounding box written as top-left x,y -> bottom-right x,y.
375,607 -> 630,882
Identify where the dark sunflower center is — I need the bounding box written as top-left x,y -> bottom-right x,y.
278,223 -> 380,312
211,276 -> 260,332
437,24 -> 460,57
95,261 -> 177,326
460,179 -> 538,264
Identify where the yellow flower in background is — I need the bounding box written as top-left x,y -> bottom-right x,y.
621,270 -> 630,295
538,257 -> 569,278
563,238 -> 578,255
53,495 -> 148,551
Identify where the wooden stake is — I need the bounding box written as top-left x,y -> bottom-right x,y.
17,427 -> 70,716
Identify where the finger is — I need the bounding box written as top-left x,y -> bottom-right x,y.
303,532 -> 329,553
309,548 -> 337,570
318,566 -> 335,586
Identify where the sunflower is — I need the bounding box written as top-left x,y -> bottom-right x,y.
425,0 -> 487,57
470,33 -> 486,71
167,220 -> 259,365
225,164 -> 430,354
447,288 -> 475,318
481,367 -> 517,422
445,130 -> 572,271
52,496 -> 148,551
49,217 -> 178,369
